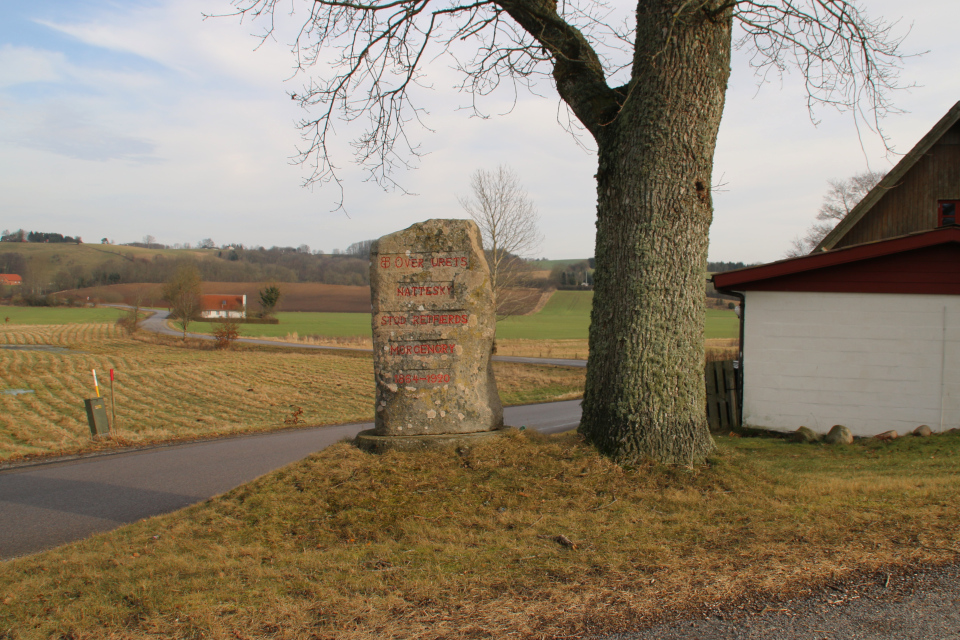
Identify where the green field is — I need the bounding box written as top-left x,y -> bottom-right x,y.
0,306 -> 125,325
6,291 -> 739,340
179,290 -> 740,341
496,291 -> 738,340
526,258 -> 591,270
189,312 -> 372,338
495,290 -> 593,339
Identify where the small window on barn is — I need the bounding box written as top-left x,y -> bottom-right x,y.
939,200 -> 959,227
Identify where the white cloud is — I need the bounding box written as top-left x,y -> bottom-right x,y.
0,45 -> 63,87
6,103 -> 161,162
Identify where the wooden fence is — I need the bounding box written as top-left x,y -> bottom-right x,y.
705,360 -> 739,431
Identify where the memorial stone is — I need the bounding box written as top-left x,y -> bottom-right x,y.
357,219 -> 503,450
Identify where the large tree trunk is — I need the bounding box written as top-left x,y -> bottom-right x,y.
578,4 -> 732,465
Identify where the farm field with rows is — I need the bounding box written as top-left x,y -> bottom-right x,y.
0,321 -> 584,460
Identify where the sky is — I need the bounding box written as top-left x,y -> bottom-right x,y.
1,0 -> 959,263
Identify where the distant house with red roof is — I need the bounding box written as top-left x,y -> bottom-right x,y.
200,294 -> 246,319
0,274 -> 22,286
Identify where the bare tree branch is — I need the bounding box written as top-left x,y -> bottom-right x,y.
215,0 -> 910,197
733,0 -> 915,150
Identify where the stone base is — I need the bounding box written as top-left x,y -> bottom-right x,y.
354,428 -> 505,453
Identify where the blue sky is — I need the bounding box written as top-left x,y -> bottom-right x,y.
2,0 -> 959,262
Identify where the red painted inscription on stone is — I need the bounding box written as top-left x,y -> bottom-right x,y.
380,313 -> 469,326
378,254 -> 468,269
431,256 -> 468,268
393,372 -> 452,385
389,342 -> 457,356
395,284 -> 452,297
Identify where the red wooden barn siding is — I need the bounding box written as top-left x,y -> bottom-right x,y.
719,244 -> 960,295
836,123 -> 960,248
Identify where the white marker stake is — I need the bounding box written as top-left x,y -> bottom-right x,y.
92,369 -> 100,398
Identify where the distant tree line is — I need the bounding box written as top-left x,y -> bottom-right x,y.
548,259 -> 596,289
707,261 -> 750,273
1,229 -> 81,244
0,243 -> 375,298
47,251 -> 371,291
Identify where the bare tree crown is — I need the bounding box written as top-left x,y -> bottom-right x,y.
787,169 -> 885,256
458,165 -> 542,314
219,0 -> 909,195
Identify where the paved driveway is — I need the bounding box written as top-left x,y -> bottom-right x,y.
0,401 -> 581,560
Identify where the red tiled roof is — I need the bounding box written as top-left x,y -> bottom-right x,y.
0,274 -> 22,285
200,294 -> 245,311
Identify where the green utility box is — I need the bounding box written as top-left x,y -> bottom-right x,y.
84,397 -> 110,437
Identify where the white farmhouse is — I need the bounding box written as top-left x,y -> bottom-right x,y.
200,294 -> 247,319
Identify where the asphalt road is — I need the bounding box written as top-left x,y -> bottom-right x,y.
0,401 -> 581,560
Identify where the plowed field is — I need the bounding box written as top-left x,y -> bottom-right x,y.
62,282 -> 372,313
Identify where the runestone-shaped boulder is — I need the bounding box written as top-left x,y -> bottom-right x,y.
369,219 -> 503,436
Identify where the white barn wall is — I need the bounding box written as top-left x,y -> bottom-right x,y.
742,291 -> 960,436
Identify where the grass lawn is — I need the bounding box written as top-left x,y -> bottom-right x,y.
0,306 -> 124,325
3,430 -> 958,638
0,324 -> 583,460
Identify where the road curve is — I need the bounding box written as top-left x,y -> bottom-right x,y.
0,401 -> 581,560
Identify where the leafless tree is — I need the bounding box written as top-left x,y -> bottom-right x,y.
787,169 -> 886,256
162,264 -> 203,338
458,165 -> 542,316
346,239 -> 377,258
219,0 -> 909,465
117,286 -> 155,335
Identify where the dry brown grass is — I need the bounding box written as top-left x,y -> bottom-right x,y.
492,362 -> 584,404
496,339 -> 589,359
2,431 -> 958,639
705,338 -> 739,362
261,332 -> 375,349
0,324 -> 585,460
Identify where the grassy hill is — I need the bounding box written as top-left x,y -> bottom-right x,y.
1,242 -> 203,275
0,243 -> 211,295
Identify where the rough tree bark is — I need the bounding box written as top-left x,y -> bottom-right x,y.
496,0 -> 730,463
578,4 -> 730,464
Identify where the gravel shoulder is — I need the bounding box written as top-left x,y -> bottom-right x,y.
608,562 -> 960,640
